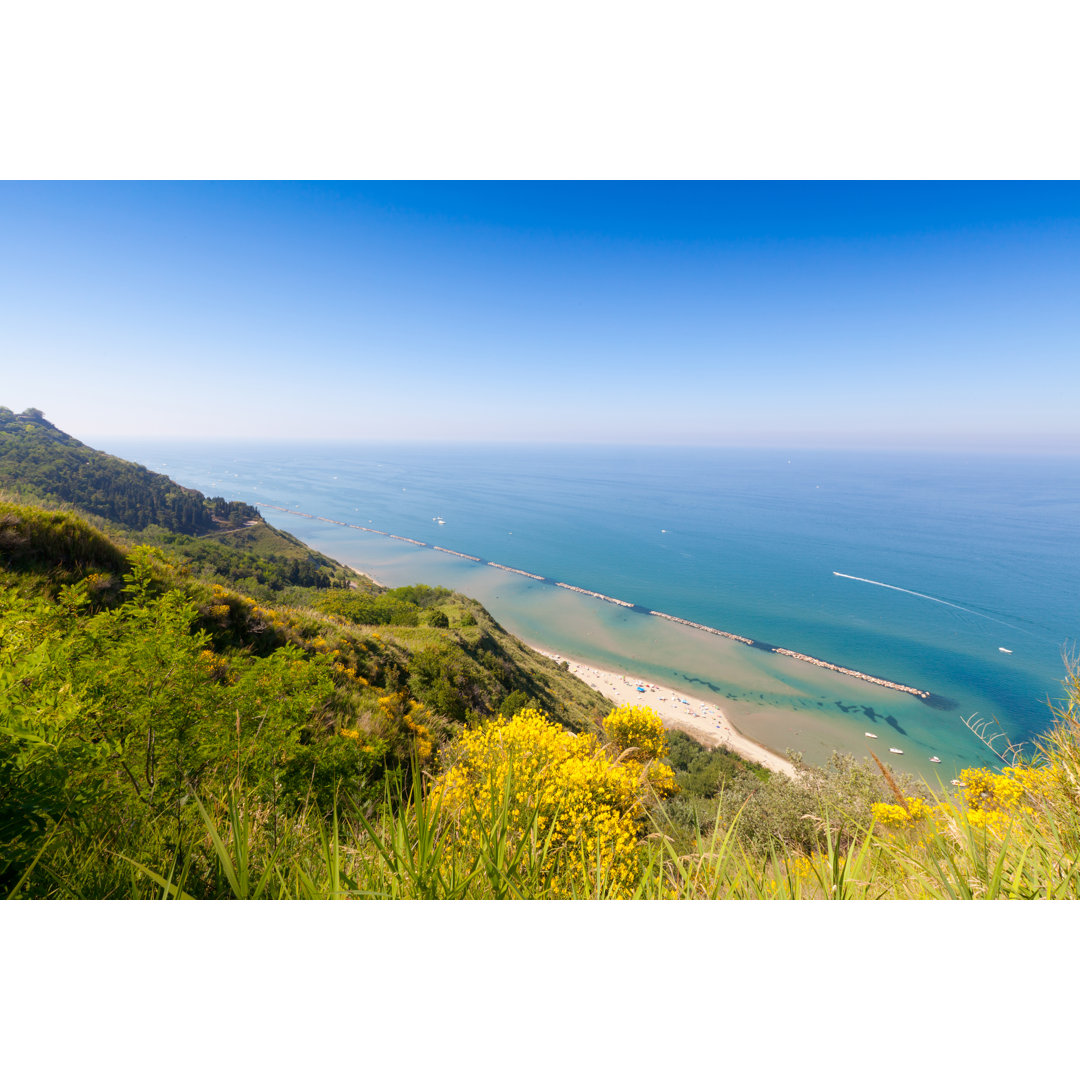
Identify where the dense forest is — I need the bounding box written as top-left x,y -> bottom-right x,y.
0,407 -> 259,534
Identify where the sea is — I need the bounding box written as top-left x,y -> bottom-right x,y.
103,440 -> 1080,781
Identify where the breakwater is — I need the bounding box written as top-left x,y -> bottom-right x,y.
489,562 -> 545,580
649,609 -> 754,646
555,582 -> 634,607
257,502 -> 937,703
433,546 -> 480,561
771,648 -> 929,699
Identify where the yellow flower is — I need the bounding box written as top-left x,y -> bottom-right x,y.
603,704 -> 668,762
431,708 -> 647,897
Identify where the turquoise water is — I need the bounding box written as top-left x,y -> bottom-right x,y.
104,440 -> 1080,777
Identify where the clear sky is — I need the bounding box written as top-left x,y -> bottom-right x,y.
2,181 -> 1078,450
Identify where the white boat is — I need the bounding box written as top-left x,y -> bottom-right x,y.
889,747 -> 904,755
929,756 -> 941,763
999,647 -> 1013,654
864,732 -> 878,739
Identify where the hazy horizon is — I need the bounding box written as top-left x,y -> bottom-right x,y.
3,181 -> 1079,453
69,430 -> 1080,457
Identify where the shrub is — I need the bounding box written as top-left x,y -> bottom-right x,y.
717,752 -> 909,856
602,705 -> 676,797
603,703 -> 668,762
432,708 -> 652,897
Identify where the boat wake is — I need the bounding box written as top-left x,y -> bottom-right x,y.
832,572 -> 1030,634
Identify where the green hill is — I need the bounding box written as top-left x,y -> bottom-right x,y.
0,407 -> 363,596
0,407 -> 259,534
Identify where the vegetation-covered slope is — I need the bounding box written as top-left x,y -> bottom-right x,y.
0,407 -> 258,534
0,496 -> 622,895
0,407 -> 364,595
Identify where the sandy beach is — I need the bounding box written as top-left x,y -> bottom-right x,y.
349,565 -> 386,588
537,649 -> 799,778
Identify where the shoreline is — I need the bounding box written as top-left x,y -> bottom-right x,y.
264,502 -> 939,706
349,565 -> 386,588
534,647 -> 799,779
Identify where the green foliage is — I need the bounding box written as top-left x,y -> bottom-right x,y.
156,527 -> 348,594
0,407 -> 258,535
0,548 -> 343,893
0,500 -> 128,583
0,489 -> 613,896
712,751 -> 917,857
666,729 -> 769,795
315,591 -> 421,626
313,584 -> 451,627
387,584 -> 451,608
498,689 -> 539,718
405,648 -> 466,723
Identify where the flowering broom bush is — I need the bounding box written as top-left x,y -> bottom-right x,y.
871,763 -> 1064,834
432,707 -> 667,897
604,704 -> 668,760
602,703 -> 677,798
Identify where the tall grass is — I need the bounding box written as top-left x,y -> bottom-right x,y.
14,667 -> 1080,900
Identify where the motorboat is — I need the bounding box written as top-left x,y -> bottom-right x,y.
889,747 -> 904,755
929,756 -> 941,763
864,732 -> 879,739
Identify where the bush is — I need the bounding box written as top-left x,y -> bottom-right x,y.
604,704 -> 668,762
433,708 -> 654,897
716,752 -> 912,857
498,689 -> 538,718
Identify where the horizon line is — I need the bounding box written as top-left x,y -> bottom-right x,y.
80,433 -> 1080,455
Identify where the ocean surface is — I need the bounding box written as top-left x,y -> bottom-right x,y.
103,439 -> 1080,780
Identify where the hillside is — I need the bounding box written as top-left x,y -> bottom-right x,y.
0,416 -> 633,895
0,411 -> 618,735
0,407 -> 364,595
0,407 -> 259,534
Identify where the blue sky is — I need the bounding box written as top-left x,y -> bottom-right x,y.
2,181 -> 1078,450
